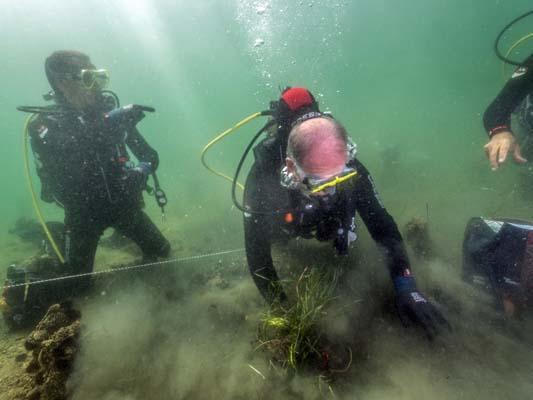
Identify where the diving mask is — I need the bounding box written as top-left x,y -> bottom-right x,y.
79,69 -> 109,89
56,68 -> 110,89
281,163 -> 358,196
301,166 -> 358,195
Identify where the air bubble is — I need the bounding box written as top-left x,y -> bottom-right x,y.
256,4 -> 268,15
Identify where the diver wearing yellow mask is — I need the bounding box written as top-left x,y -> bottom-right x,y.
242,87 -> 449,340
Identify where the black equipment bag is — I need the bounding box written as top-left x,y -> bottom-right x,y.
463,217 -> 533,308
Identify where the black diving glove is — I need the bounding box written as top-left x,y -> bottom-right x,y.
393,275 -> 450,340
128,162 -> 152,191
104,104 -> 155,128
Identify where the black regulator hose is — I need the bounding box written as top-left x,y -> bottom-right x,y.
231,119 -> 275,214
17,90 -> 121,115
494,10 -> 533,66
229,117 -> 301,220
17,105 -> 62,114
101,90 -> 120,108
231,118 -> 295,217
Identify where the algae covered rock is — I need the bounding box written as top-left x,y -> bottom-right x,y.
19,302 -> 81,400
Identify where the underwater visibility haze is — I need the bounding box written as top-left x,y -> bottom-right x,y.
1,1 -> 533,399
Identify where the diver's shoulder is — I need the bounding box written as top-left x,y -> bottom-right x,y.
28,113 -> 62,139
349,157 -> 370,175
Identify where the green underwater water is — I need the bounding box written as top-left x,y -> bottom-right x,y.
1,0 -> 533,399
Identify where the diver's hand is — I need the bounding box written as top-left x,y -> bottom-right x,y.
128,162 -> 152,192
483,131 -> 527,170
104,104 -> 154,128
133,161 -> 152,176
394,276 -> 450,340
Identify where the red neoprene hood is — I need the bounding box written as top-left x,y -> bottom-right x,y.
280,87 -> 315,111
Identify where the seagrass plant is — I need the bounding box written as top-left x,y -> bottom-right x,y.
257,267 -> 338,370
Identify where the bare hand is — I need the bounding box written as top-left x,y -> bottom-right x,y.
483,131 -> 527,170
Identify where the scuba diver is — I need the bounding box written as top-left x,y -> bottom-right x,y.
483,54 -> 533,170
239,87 -> 449,339
483,11 -> 533,170
463,12 -> 533,318
22,50 -> 170,295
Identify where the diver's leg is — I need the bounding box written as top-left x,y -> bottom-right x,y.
113,208 -> 170,260
63,215 -> 102,295
113,209 -> 172,293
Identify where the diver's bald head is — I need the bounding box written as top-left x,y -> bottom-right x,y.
287,117 -> 348,177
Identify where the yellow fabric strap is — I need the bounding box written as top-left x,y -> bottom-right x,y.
310,170 -> 358,194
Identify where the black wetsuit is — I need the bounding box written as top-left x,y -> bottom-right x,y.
484,55 -> 533,136
243,135 -> 410,303
29,101 -> 170,291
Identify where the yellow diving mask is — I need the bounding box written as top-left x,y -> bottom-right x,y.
296,164 -> 358,195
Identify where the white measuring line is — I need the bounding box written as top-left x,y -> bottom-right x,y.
2,248 -> 245,290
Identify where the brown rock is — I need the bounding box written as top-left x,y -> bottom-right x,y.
17,302 -> 81,400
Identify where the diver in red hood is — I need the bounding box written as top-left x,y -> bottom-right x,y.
243,87 -> 449,340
